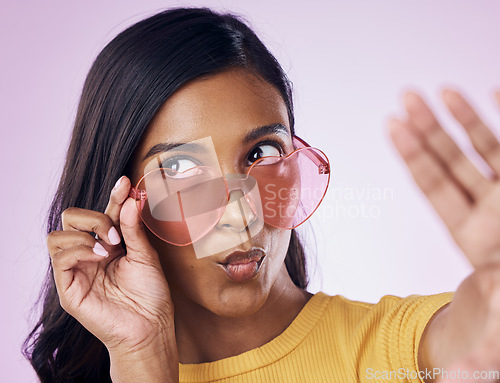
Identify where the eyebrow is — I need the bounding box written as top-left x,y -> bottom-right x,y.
142,142 -> 205,161
142,123 -> 290,161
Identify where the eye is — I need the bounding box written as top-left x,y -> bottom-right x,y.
160,156 -> 199,173
247,141 -> 283,165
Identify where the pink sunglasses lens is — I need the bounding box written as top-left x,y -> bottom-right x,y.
248,147 -> 330,229
135,167 -> 227,246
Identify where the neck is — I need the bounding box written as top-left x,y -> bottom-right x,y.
172,263 -> 313,364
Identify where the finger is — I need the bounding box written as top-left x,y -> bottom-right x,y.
104,176 -> 132,236
47,230 -> 107,255
47,230 -> 124,265
388,118 -> 473,232
442,88 -> 500,176
50,244 -> 108,294
119,195 -> 159,265
61,207 -> 121,247
403,91 -> 491,200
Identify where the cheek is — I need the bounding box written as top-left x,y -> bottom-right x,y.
144,229 -> 197,286
269,227 -> 292,261
239,225 -> 292,289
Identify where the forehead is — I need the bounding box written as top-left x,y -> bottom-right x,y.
137,67 -> 290,158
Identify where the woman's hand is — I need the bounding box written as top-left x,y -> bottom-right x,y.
389,89 -> 500,268
47,176 -> 178,382
388,89 -> 500,380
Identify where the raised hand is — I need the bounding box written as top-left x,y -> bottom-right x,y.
388,89 -> 500,381
388,89 -> 500,268
47,176 -> 178,381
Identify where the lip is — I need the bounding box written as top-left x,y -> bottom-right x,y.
219,248 -> 265,265
218,248 -> 266,282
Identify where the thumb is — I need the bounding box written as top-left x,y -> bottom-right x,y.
119,196 -> 159,264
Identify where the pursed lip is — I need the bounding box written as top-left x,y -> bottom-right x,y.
218,248 -> 266,265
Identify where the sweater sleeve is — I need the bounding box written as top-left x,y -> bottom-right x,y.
339,292 -> 454,382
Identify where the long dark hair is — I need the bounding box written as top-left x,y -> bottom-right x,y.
22,7 -> 310,382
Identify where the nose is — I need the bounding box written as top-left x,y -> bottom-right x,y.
215,176 -> 257,232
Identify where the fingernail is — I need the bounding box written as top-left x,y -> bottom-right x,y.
388,117 -> 402,131
93,242 -> 109,257
442,89 -> 455,102
113,176 -> 123,191
108,226 -> 121,245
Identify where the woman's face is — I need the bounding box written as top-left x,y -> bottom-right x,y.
128,67 -> 294,317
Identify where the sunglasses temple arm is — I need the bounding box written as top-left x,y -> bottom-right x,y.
293,135 -> 330,174
292,135 -> 308,150
129,187 -> 147,200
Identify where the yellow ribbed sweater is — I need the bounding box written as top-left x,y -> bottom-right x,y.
179,291 -> 454,383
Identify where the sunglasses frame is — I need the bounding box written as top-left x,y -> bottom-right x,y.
129,135 -> 331,245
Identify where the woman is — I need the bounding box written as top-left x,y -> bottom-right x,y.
22,6 -> 500,383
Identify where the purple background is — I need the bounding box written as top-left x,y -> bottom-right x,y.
2,1 -> 500,381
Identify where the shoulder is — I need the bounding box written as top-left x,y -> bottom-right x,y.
309,290 -> 454,343
319,291 -> 455,342
317,290 -> 454,326
312,290 -> 454,377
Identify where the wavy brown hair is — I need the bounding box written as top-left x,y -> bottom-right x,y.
22,7 -> 312,382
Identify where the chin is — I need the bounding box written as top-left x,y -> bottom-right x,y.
210,285 -> 270,318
